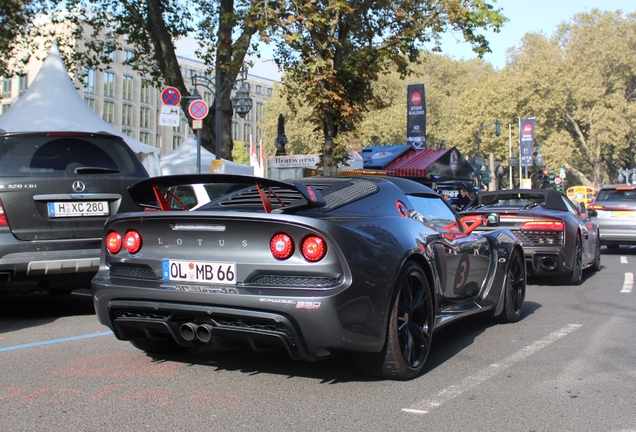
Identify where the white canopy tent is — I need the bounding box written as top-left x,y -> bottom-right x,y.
160,135 -> 254,175
0,45 -> 161,176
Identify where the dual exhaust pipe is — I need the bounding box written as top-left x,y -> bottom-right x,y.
180,322 -> 213,343
540,257 -> 558,271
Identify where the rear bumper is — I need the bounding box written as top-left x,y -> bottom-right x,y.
92,272 -> 388,361
0,232 -> 100,284
597,228 -> 636,245
524,247 -> 570,276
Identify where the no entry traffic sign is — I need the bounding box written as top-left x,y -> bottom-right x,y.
189,99 -> 209,120
161,87 -> 181,106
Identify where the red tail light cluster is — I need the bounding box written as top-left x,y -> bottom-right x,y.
270,233 -> 294,260
301,236 -> 327,261
520,221 -> 564,231
0,199 -> 8,227
270,233 -> 327,262
106,230 -> 142,254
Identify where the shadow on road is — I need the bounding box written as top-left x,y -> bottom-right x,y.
0,289 -> 95,334
142,302 -> 541,384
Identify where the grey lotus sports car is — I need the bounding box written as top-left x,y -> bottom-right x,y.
462,189 -> 601,285
92,174 -> 526,380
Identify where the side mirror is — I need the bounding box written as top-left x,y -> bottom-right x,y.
485,213 -> 500,227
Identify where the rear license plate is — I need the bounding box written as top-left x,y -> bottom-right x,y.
162,259 -> 237,285
47,201 -> 109,217
612,211 -> 635,218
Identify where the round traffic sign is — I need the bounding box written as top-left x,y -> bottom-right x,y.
161,87 -> 181,106
189,99 -> 209,120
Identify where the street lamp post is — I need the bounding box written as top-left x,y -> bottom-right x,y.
509,154 -> 518,189
190,68 -> 253,171
475,120 -> 502,191
617,168 -> 636,184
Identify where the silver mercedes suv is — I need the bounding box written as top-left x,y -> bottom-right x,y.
587,184 -> 636,251
0,130 -> 149,294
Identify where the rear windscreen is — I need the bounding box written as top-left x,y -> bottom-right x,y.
0,135 -> 148,177
596,189 -> 636,202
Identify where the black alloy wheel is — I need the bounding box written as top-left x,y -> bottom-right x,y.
499,248 -> 526,323
357,261 -> 435,380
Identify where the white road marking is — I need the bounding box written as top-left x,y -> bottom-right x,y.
621,273 -> 634,293
621,256 -> 628,264
402,324 -> 583,415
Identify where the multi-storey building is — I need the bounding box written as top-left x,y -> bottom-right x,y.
0,41 -> 278,156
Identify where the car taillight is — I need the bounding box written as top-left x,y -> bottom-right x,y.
396,201 -> 409,217
520,221 -> 564,231
0,199 -> 7,227
106,231 -> 122,254
270,233 -> 294,260
123,230 -> 142,254
301,235 -> 327,262
587,204 -> 604,210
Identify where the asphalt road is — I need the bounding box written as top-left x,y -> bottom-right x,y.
1,247 -> 636,432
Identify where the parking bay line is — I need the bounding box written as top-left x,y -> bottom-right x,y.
621,273 -> 634,293
402,323 -> 582,415
621,256 -> 628,264
0,331 -> 112,353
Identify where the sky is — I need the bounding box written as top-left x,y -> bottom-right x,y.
439,0 -> 634,69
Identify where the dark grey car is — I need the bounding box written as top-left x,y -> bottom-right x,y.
0,130 -> 148,294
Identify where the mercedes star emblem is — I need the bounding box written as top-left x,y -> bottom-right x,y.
72,181 -> 86,192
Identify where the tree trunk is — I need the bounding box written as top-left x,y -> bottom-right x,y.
323,108 -> 337,177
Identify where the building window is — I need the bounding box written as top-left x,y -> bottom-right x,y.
122,128 -> 132,136
84,68 -> 95,94
104,71 -> 115,97
172,135 -> 182,149
255,102 -> 264,122
122,75 -> 133,100
102,100 -> 115,123
267,88 -> 273,96
18,74 -> 28,96
1,103 -> 10,114
84,97 -> 96,112
122,103 -> 133,126
203,91 -> 213,106
232,122 -> 239,141
2,78 -> 11,99
139,131 -> 150,144
243,123 -> 251,142
255,85 -> 262,94
105,45 -> 115,62
256,127 -> 263,142
140,79 -> 151,104
140,107 -> 150,128
123,49 -> 134,63
173,117 -> 184,133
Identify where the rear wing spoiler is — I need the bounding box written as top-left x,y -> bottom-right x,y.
128,174 -> 326,213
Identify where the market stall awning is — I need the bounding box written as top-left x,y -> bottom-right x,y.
383,147 -> 475,179
384,148 -> 448,177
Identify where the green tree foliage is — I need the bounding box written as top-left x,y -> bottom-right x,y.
0,1 -> 49,77
30,0 -> 271,160
501,10 -> 636,187
268,0 -> 506,176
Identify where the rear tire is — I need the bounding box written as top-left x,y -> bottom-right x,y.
499,248 -> 526,323
558,235 -> 583,286
355,261 -> 434,380
130,338 -> 189,355
606,244 -> 620,251
592,237 -> 601,272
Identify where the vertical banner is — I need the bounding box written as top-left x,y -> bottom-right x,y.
519,118 -> 535,167
407,83 -> 426,150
